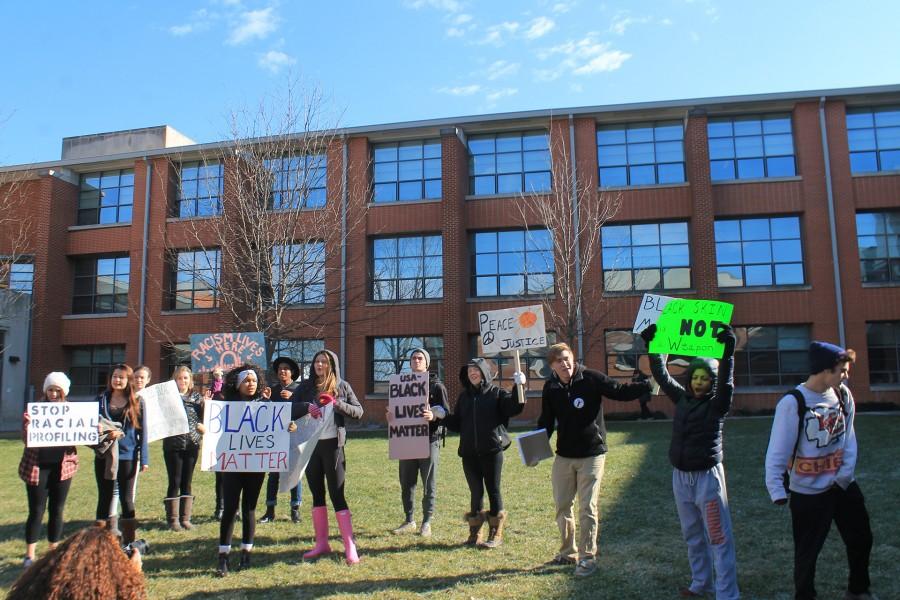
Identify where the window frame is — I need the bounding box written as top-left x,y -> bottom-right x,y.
369,336 -> 444,394
470,228 -> 555,298
271,241 -> 326,306
846,106 -> 900,174
270,339 -> 326,382
707,114 -> 797,181
266,154 -> 327,210
469,332 -> 557,392
168,248 -> 221,310
71,254 -> 130,314
176,160 -> 224,218
601,221 -> 692,292
732,324 -> 810,388
370,234 -> 443,302
856,210 -> 900,284
372,139 -> 442,203
715,215 -> 805,288
596,120 -> 686,187
866,321 -> 900,385
467,130 -> 551,196
78,169 -> 135,225
69,345 -> 127,397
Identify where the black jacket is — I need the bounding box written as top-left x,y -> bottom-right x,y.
538,365 -> 650,458
649,354 -> 734,471
443,358 -> 524,457
162,391 -> 204,453
424,372 -> 450,443
290,350 -> 363,447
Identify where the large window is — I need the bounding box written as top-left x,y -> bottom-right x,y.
4,261 -> 33,293
471,229 -> 554,297
856,211 -> 900,283
733,325 -> 809,387
69,345 -> 126,397
715,216 -> 804,287
373,140 -> 441,202
72,255 -> 130,314
267,154 -> 327,210
162,343 -> 192,381
78,170 -> 134,225
272,242 -> 325,305
370,336 -> 444,394
708,115 -> 796,181
177,161 -> 223,218
470,332 -> 556,392
371,235 -> 443,301
601,222 -> 691,292
866,321 -> 900,384
270,339 -> 325,381
169,249 -> 220,310
605,329 -> 691,384
846,106 -> 900,173
597,121 -> 685,187
468,131 -> 551,195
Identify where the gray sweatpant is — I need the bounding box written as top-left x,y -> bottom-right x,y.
399,439 -> 441,522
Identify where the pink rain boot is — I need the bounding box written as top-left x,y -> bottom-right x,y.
335,509 -> 360,565
303,506 -> 332,560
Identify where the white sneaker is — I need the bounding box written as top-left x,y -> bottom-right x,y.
392,520 -> 417,534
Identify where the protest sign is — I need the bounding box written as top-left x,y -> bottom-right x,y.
632,293 -> 676,333
478,305 -> 547,355
190,332 -> 266,374
516,429 -> 554,467
201,400 -> 291,472
26,402 -> 99,447
648,299 -> 734,359
388,372 -> 430,460
279,404 -> 332,493
141,380 -> 189,443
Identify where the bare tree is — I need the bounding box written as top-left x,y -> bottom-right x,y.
144,79 -> 371,360
516,123 -> 621,358
0,170 -> 34,348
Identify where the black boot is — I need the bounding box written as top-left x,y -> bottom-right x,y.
216,553 -> 229,577
238,549 -> 251,570
291,506 -> 301,523
259,506 -> 276,523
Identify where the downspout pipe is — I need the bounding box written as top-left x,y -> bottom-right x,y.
568,115 -> 584,358
818,97 -> 846,347
138,158 -> 152,365
340,137 -> 348,370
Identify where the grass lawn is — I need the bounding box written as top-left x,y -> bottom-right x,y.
0,415 -> 897,599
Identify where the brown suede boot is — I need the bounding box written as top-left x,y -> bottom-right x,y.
464,511 -> 486,546
480,511 -> 507,548
164,498 -> 181,531
120,518 -> 137,546
179,495 -> 194,530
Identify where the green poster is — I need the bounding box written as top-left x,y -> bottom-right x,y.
648,299 -> 734,359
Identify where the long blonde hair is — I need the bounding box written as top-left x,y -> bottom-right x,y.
313,351 -> 337,396
172,365 -> 194,394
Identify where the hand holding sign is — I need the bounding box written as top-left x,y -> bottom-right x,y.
648,299 -> 734,359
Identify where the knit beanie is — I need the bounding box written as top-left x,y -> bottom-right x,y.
43,372 -> 71,397
809,341 -> 848,374
410,347 -> 431,368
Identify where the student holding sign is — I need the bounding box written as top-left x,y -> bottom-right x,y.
216,364 -> 272,577
641,324 -> 740,600
291,350 -> 364,565
388,348 -> 449,538
444,358 -> 526,549
18,372 -> 80,569
537,343 -> 651,577
162,366 -> 205,531
94,364 -> 148,548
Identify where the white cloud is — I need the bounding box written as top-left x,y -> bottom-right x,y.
485,60 -> 520,80
438,84 -> 481,96
446,27 -> 465,37
168,8 -> 214,37
524,16 -> 555,39
228,7 -> 278,45
486,88 -> 518,102
660,17 -> 673,26
552,1 -> 575,13
539,33 -> 632,76
452,13 -> 472,24
169,24 -> 195,36
404,0 -> 462,12
609,13 -> 650,35
478,21 -> 520,45
258,50 -> 296,74
533,68 -> 561,82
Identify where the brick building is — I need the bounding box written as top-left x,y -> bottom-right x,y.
1,85 -> 899,428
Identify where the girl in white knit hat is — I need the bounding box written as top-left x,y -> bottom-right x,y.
18,372 -> 80,569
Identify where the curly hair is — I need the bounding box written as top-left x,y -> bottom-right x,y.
223,363 -> 267,400
8,523 -> 146,600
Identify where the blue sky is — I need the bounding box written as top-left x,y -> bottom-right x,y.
1,0 -> 898,166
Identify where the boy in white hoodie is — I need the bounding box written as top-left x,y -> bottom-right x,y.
764,341 -> 876,600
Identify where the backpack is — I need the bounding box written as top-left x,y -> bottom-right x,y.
781,386 -> 848,495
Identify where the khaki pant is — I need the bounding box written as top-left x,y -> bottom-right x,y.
551,454 -> 606,561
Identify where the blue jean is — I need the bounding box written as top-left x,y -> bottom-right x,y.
264,472 -> 302,508
672,463 -> 740,600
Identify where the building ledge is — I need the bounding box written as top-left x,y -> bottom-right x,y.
160,308 -> 219,316
466,295 -> 554,303
366,298 -> 443,307
711,176 -> 802,186
599,181 -> 691,192
62,312 -> 128,320
861,281 -> 900,289
603,288 -> 696,298
368,198 -> 442,208
68,222 -> 131,232
850,170 -> 900,179
719,284 -> 811,294
465,192 -> 552,201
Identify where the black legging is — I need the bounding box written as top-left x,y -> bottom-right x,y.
25,464 -> 73,544
95,458 -> 138,519
164,448 -> 199,497
461,452 -> 504,516
305,438 -> 348,512
219,472 -> 265,546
